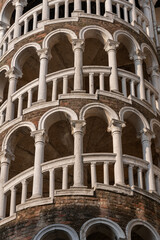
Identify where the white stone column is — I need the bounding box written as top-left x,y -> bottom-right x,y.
131,50 -> 146,100
137,167 -> 143,189
150,67 -> 160,110
103,162 -> 109,185
104,40 -> 119,92
21,179 -> 28,204
31,130 -> 46,198
72,0 -> 83,16
139,0 -> 154,39
91,163 -> 97,188
128,164 -> 134,187
42,0 -> 49,21
5,67 -> 22,121
72,39 -> 85,92
0,22 -> 8,44
129,0 -> 137,25
62,166 -> 68,190
71,120 -> 86,187
49,169 -> 55,199
141,129 -> 156,192
12,0 -> 27,38
10,186 -> 16,216
37,49 -> 50,102
0,150 -> 14,219
108,119 -> 125,185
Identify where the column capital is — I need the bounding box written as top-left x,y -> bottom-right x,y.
72,39 -> 85,52
104,39 -> 119,52
12,0 -> 27,7
108,119 -> 126,133
139,0 -> 150,8
138,128 -> 155,142
5,67 -> 22,80
71,120 -> 86,135
130,49 -> 146,61
31,130 -> 47,143
0,21 -> 9,30
0,149 -> 15,164
148,65 -> 160,76
37,48 -> 51,60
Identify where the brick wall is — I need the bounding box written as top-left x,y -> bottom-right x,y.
0,190 -> 159,240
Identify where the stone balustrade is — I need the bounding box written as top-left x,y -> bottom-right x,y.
0,153 -> 160,223
0,0 -> 151,56
123,154 -> 149,190
0,66 -> 159,126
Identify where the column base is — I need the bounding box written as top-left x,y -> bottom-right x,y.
71,10 -> 84,17
30,194 -> 42,199
111,89 -> 123,95
71,90 -> 86,93
104,12 -> 114,22
70,185 -> 87,189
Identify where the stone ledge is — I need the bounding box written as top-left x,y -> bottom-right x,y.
0,214 -> 16,226
16,197 -> 53,212
132,186 -> 160,203
54,188 -> 94,196
95,183 -> 133,196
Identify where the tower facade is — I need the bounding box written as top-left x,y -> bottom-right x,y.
0,0 -> 160,239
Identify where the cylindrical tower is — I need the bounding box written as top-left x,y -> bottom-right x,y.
0,0 -> 160,239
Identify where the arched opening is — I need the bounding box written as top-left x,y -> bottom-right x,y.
12,46 -> 40,116
151,123 -> 160,168
33,224 -> 79,240
83,29 -> 110,93
15,47 -> 39,90
86,223 -> 117,240
47,33 -> 74,99
0,69 -> 9,104
41,230 -> 71,240
5,126 -> 34,216
83,107 -> 114,187
142,46 -> 158,85
7,127 -> 34,180
116,34 -> 136,96
121,111 -> 145,186
43,111 -> 74,193
131,225 -> 157,240
1,2 -> 15,27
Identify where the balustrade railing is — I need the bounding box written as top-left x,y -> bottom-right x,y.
1,153 -> 160,221
0,0 -> 151,56
0,66 -> 159,126
123,154 -> 149,190
153,165 -> 160,194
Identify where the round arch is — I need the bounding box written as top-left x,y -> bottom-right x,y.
2,121 -> 36,151
33,224 -> 79,240
80,218 -> 126,240
141,43 -> 159,69
42,28 -> 77,49
0,65 -> 10,73
0,0 -> 15,24
150,119 -> 160,132
119,106 -> 150,131
11,42 -> 41,71
79,25 -> 113,44
38,107 -> 78,131
126,219 -> 160,240
79,103 -> 118,124
113,30 -> 140,55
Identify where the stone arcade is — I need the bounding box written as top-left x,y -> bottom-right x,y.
0,0 -> 160,239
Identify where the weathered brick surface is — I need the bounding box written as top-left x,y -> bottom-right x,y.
0,190 -> 159,240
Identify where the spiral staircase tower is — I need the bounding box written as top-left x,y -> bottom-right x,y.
0,0 -> 160,239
